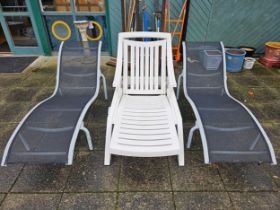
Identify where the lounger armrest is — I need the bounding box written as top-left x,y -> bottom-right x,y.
167,87 -> 183,125
108,87 -> 123,123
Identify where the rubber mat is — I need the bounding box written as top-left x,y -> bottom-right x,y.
0,56 -> 38,73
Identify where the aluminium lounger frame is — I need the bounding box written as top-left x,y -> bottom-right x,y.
177,41 -> 276,164
1,41 -> 108,166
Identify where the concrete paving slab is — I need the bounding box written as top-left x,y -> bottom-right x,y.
59,193 -> 116,210
246,103 -> 270,123
228,74 -> 263,87
182,128 -> 203,151
14,102 -> 38,122
174,192 -> 232,210
259,102 -> 280,123
229,192 -> 280,210
32,88 -> 54,102
218,163 -> 276,191
85,104 -> 109,125
0,124 -> 16,156
11,165 -> 71,193
250,63 -> 275,76
0,164 -> 23,193
259,76 -> 280,88
75,124 -> 106,151
242,87 -> 278,104
0,102 -> 27,123
21,74 -> 54,88
4,87 -> 38,103
0,75 -> 27,88
0,193 -> 60,210
0,194 -> 5,204
169,152 -> 224,191
65,151 -> 120,192
119,157 -> 171,192
117,192 -> 174,210
263,123 -> 280,150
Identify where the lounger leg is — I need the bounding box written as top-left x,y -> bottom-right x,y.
101,73 -> 108,100
187,123 -> 199,149
176,73 -> 183,100
80,122 -> 93,150
177,124 -> 185,166
104,122 -> 112,165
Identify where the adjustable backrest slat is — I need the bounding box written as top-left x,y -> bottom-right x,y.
135,45 -> 140,90
161,43 -> 166,93
154,45 -> 159,91
123,42 -> 128,92
149,46 -> 154,91
140,46 -> 144,90
130,45 -> 135,90
145,46 -> 149,90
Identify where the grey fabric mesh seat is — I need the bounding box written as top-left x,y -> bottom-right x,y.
178,42 -> 276,164
1,41 -> 107,165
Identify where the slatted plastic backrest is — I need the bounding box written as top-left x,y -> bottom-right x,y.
113,32 -> 177,95
123,39 -> 167,94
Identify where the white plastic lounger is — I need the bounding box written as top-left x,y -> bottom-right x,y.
177,41 -> 276,164
1,41 -> 108,166
104,32 -> 184,166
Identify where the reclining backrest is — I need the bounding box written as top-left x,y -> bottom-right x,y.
185,42 -> 225,96
113,32 -> 177,95
57,41 -> 100,96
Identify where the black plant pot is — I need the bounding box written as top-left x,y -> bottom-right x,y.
238,46 -> 256,57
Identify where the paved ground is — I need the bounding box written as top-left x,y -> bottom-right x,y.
0,56 -> 279,210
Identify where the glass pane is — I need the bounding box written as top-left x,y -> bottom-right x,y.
0,25 -> 11,52
5,16 -> 38,47
76,0 -> 105,12
41,0 -> 71,12
0,0 -> 27,12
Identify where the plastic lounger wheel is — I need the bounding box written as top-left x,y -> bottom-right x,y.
1,41 -> 108,166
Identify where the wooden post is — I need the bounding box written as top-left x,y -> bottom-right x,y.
121,0 -> 127,32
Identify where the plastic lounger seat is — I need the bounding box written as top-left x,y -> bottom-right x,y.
177,42 -> 277,164
104,32 -> 184,166
1,41 -> 108,166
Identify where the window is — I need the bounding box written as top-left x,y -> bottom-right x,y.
0,0 -> 27,12
5,16 -> 38,47
76,0 -> 105,12
41,0 -> 71,12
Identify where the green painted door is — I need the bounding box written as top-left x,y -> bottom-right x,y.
0,1 -> 43,54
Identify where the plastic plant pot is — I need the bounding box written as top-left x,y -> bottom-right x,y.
226,49 -> 246,72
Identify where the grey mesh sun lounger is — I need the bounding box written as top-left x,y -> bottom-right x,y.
1,41 -> 107,166
177,42 -> 277,164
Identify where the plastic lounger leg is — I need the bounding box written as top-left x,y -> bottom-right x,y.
187,123 -> 199,149
177,73 -> 183,100
101,73 -> 108,100
177,124 -> 185,166
80,122 -> 93,150
104,122 -> 112,165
